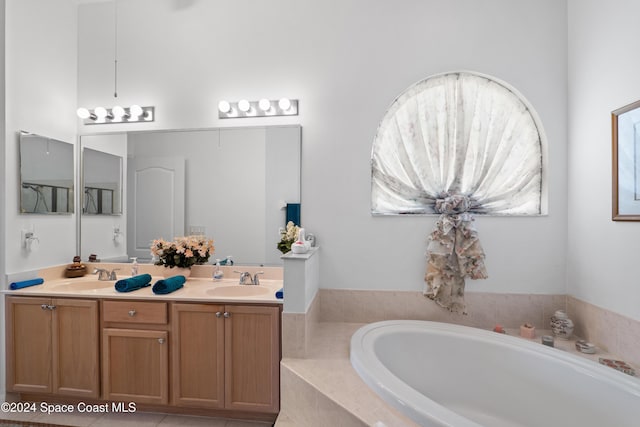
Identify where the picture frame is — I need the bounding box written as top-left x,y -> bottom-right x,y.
612,100 -> 640,221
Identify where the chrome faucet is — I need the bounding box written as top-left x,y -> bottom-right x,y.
234,271 -> 264,285
253,271 -> 264,286
93,268 -> 119,281
235,271 -> 253,285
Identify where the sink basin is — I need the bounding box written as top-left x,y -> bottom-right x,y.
49,281 -> 115,292
205,286 -> 271,297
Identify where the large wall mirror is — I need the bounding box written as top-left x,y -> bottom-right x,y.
19,131 -> 74,214
79,125 -> 301,266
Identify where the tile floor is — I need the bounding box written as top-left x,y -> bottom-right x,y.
0,408 -> 273,427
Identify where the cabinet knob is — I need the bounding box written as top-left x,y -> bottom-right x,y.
128,309 -> 136,317
223,312 -> 230,318
41,304 -> 48,310
158,338 -> 165,344
215,311 -> 222,318
47,305 -> 56,310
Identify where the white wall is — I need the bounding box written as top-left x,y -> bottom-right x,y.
77,0 -> 569,295
2,0 -> 77,401
4,0 -> 78,274
567,0 -> 640,321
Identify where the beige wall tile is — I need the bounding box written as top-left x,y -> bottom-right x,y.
568,296 -> 640,366
282,313 -> 306,358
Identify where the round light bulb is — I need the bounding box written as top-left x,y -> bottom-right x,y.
278,98 -> 292,111
258,99 -> 271,112
238,99 -> 251,112
112,105 -> 126,119
76,107 -> 91,119
94,107 -> 108,119
130,105 -> 143,118
218,100 -> 231,113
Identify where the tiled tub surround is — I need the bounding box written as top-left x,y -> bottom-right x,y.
319,289 -> 566,331
318,289 -> 640,366
568,296 -> 640,368
279,289 -> 640,426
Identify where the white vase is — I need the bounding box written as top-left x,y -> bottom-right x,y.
291,242 -> 308,254
297,228 -> 311,250
163,267 -> 191,279
550,310 -> 574,340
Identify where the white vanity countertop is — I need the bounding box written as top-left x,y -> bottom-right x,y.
2,275 -> 284,304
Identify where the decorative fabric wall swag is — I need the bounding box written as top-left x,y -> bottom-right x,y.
423,194 -> 487,313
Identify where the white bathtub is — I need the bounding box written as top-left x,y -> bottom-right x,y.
350,320 -> 640,427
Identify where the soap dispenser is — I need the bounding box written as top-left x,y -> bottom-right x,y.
213,259 -> 224,281
130,257 -> 138,276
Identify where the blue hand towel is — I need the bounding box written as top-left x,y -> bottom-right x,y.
286,203 -> 301,226
115,274 -> 152,293
275,288 -> 284,299
152,275 -> 186,294
9,278 -> 44,290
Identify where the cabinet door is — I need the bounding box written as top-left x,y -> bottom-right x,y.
171,303 -> 225,408
52,299 -> 99,398
6,296 -> 52,393
102,328 -> 169,404
224,305 -> 280,413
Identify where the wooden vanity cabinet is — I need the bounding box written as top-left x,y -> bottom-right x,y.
171,303 -> 225,408
6,295 -> 281,417
101,300 -> 169,405
224,304 -> 281,413
171,303 -> 281,413
5,296 -> 99,398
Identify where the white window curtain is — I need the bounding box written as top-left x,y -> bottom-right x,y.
371,71 -> 546,312
371,72 -> 544,216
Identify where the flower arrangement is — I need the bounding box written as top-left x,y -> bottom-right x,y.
277,221 -> 300,254
151,235 -> 215,269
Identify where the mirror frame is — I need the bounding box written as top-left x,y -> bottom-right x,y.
612,99 -> 640,221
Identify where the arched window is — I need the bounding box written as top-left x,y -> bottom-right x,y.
371,71 -> 546,216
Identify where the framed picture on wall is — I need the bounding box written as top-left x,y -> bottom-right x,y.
612,100 -> 640,221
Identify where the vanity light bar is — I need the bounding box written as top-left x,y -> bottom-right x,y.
218,98 -> 298,119
76,106 -> 155,125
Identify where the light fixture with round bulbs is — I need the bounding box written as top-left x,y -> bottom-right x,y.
217,98 -> 298,119
75,105 -> 155,125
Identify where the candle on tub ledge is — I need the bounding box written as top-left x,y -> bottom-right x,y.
520,323 -> 536,339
